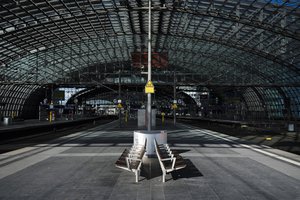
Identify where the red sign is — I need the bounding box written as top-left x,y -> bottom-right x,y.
131,52 -> 168,68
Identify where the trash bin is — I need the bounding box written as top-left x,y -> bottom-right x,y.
3,117 -> 11,125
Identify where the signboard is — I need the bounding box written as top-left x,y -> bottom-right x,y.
132,52 -> 168,68
49,102 -> 54,109
53,90 -> 65,100
145,80 -> 154,94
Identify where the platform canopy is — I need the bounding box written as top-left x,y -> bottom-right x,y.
0,0 -> 299,86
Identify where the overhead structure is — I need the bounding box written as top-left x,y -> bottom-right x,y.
0,0 -> 300,120
0,0 -> 299,85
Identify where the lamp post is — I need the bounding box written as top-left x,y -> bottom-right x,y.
133,0 -> 167,158
147,0 -> 152,131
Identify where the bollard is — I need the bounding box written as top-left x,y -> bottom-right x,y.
49,111 -> 52,122
125,110 -> 128,123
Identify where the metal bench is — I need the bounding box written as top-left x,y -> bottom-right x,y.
115,139 -> 147,182
154,139 -> 186,182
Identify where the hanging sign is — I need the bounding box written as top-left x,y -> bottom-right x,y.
145,80 -> 155,94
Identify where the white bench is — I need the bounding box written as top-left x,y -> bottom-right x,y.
115,139 -> 147,182
154,139 -> 186,182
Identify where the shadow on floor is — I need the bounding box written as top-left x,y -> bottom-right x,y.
140,157 -> 203,182
170,149 -> 190,154
140,157 -> 162,180
171,159 -> 203,180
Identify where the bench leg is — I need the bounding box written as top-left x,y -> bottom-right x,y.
135,170 -> 139,183
162,171 -> 166,183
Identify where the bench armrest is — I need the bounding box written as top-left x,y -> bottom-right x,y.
131,145 -> 145,149
161,157 -> 173,161
128,153 -> 142,158
127,157 -> 142,162
129,151 -> 142,155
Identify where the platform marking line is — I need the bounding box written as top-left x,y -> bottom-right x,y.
180,124 -> 300,167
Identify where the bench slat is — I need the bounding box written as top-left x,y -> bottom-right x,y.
115,139 -> 147,182
154,139 -> 186,182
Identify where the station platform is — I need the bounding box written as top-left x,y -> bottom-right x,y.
0,119 -> 299,200
0,116 -> 116,142
0,117 -> 104,132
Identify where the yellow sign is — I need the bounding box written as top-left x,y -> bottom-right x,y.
145,80 -> 154,94
53,90 -> 65,100
117,103 -> 123,108
171,103 -> 178,110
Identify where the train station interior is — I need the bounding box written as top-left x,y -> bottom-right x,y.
0,0 -> 299,199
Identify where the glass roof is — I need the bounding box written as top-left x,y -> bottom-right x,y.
0,0 -> 299,86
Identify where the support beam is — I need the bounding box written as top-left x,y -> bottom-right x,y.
173,71 -> 176,126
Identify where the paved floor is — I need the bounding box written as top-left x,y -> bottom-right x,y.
0,120 -> 299,200
179,118 -> 300,155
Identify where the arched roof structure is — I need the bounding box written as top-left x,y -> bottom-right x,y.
1,0 -> 299,84
0,0 -> 299,119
